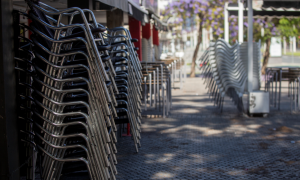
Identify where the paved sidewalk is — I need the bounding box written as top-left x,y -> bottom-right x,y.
116,78 -> 300,179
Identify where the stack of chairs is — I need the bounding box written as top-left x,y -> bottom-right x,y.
15,36 -> 40,180
14,0 -> 143,179
240,40 -> 262,91
198,39 -> 247,112
164,58 -> 185,89
141,62 -> 172,117
107,27 -> 143,152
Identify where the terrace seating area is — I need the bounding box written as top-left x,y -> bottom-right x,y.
3,1 -> 300,180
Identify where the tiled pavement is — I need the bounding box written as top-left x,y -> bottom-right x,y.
116,78 -> 300,180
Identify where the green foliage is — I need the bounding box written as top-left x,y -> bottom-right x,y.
278,18 -> 300,41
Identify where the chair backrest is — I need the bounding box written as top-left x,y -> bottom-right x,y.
26,0 -> 55,48
288,68 -> 300,79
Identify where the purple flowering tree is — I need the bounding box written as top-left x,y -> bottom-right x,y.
162,0 -> 230,77
228,15 -> 239,43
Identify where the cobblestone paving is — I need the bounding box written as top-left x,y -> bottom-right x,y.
116,78 -> 300,179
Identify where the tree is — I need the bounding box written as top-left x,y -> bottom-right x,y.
255,19 -> 279,74
162,0 -> 230,77
277,17 -> 300,55
278,18 -> 300,40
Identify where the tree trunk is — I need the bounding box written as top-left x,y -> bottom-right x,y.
261,38 -> 271,75
190,18 -> 203,77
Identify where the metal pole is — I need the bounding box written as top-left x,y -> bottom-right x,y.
153,70 -> 156,108
180,58 -> 182,89
171,63 -> 173,89
294,79 -> 297,111
170,75 -> 172,109
0,1 -> 20,179
161,64 -> 164,92
172,62 -> 175,88
224,2 -> 229,42
275,72 -> 278,107
149,73 -> 152,107
157,67 -> 160,110
144,77 -> 147,110
168,77 -> 171,112
271,76 -> 273,104
184,58 -> 187,82
163,83 -> 165,118
174,60 -> 177,83
247,0 -> 253,93
238,0 -> 244,43
165,81 -> 168,116
161,64 -> 164,113
265,69 -> 268,91
279,68 -> 282,110
290,81 -> 292,113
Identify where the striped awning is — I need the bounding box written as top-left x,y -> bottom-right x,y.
128,0 -> 149,24
228,0 -> 300,18
151,14 -> 168,32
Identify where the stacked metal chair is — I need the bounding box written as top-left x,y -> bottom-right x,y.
240,40 -> 262,91
13,0 -> 142,179
197,39 -> 247,112
15,36 -> 40,180
106,27 -> 143,152
197,46 -> 224,109
141,62 -> 172,117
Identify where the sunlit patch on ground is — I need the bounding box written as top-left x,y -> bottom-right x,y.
116,78 -> 300,179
